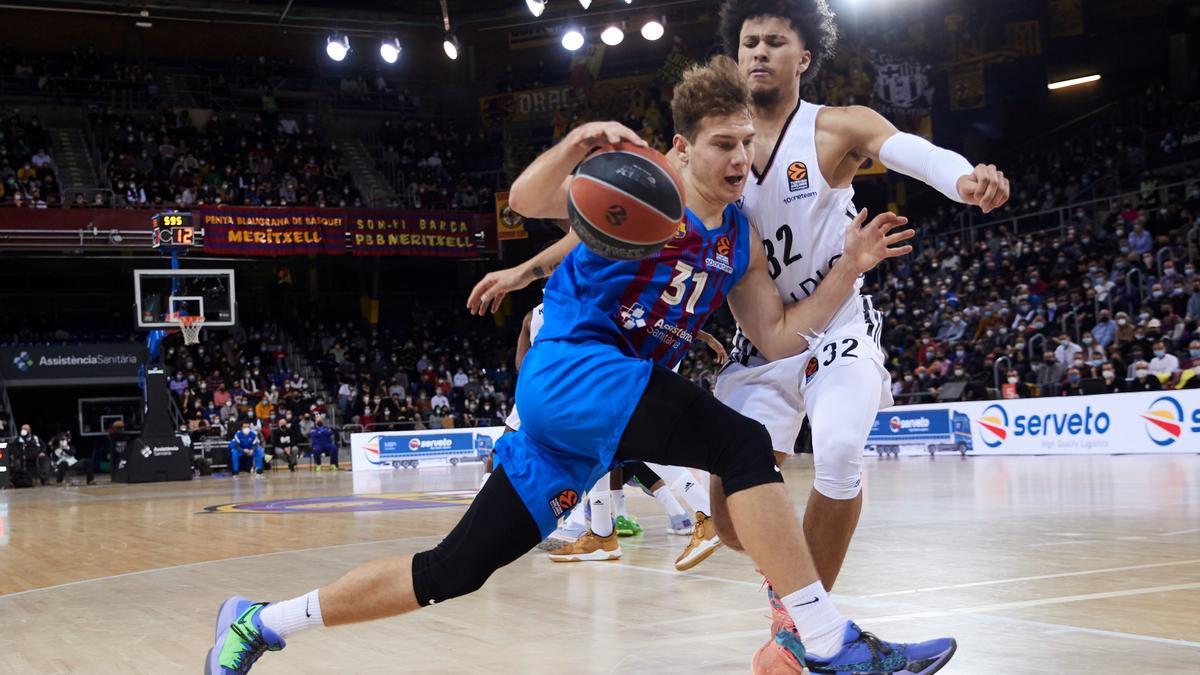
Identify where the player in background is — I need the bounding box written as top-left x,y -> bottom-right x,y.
702,0 -> 1010,641
206,57 -> 951,675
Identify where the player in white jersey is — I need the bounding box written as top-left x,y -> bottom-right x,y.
706,2 -> 1009,655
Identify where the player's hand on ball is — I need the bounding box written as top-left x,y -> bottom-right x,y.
569,121 -> 648,153
957,163 -> 1009,214
843,209 -> 914,274
467,267 -> 531,316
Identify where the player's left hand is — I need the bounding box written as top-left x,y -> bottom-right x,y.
957,164 -> 1009,214
697,330 -> 728,366
467,266 -> 531,316
843,209 -> 914,274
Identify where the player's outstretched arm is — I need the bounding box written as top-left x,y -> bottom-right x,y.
508,121 -> 647,219
466,230 -> 580,315
728,210 -> 913,361
825,105 -> 1010,214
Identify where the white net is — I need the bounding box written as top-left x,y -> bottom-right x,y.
174,316 -> 205,345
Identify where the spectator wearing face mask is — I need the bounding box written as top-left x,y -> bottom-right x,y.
1126,361 -> 1163,392
1113,311 -> 1135,347
1002,369 -> 1033,398
1128,222 -> 1152,255
1091,311 -> 1116,348
1098,363 -> 1124,393
228,421 -> 264,478
1148,341 -> 1180,381
1054,333 -> 1082,369
309,415 -> 338,471
51,432 -> 94,485
269,417 -> 298,471
1036,351 -> 1067,396
14,424 -> 49,487
1061,368 -> 1085,396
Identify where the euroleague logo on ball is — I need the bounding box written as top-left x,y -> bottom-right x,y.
606,204 -> 628,227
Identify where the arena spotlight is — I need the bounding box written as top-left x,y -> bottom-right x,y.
325,35 -> 350,61
640,19 -> 664,41
443,33 -> 461,60
1048,74 -> 1100,90
601,25 -> 625,46
379,38 -> 401,64
562,28 -> 585,51
579,0 -> 592,8
526,0 -> 546,17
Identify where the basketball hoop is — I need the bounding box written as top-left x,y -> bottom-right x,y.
172,315 -> 205,345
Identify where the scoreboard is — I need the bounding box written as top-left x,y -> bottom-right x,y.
151,212 -> 199,249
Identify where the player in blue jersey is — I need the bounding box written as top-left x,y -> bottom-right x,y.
205,56 -> 953,675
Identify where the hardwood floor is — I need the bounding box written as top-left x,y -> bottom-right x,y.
1,454 -> 1197,673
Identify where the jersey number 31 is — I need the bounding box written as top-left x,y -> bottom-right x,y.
660,261 -> 710,315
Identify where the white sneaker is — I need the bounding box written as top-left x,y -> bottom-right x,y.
667,513 -> 695,535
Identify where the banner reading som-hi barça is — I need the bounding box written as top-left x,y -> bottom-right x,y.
349,211 -> 489,257
197,207 -> 347,256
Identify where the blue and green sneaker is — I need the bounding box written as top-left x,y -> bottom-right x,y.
205,596 -> 285,674
805,621 -> 956,675
614,514 -> 643,537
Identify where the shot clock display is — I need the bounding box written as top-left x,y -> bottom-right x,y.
151,212 -> 198,249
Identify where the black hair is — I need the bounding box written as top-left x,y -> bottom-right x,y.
717,0 -> 838,84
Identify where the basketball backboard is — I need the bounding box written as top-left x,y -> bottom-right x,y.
78,397 -> 144,437
134,269 -> 236,329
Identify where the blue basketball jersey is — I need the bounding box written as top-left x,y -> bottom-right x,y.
537,202 -> 752,369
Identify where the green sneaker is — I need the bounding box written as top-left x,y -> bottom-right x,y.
615,515 -> 643,537
206,596 -> 285,674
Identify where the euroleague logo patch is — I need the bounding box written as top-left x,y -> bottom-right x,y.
805,356 -> 819,378
786,161 -> 809,192
606,204 -> 628,227
715,236 -> 731,258
549,489 -> 579,517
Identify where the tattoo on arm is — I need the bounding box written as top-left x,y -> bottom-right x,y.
531,262 -> 559,279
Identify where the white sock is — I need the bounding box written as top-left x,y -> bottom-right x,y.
564,495 -> 590,530
590,491 -> 613,537
260,589 -> 324,639
647,463 -> 711,516
613,489 -> 628,518
782,581 -> 847,660
652,485 -> 687,518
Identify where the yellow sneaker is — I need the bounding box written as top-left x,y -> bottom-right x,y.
674,512 -> 722,571
547,530 -> 622,562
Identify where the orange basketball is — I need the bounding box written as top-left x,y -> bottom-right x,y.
568,142 -> 685,260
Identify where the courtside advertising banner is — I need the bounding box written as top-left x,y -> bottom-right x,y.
350,427 -> 507,471
864,390 -> 1200,456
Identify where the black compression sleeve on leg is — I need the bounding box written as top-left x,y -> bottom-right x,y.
624,461 -> 663,491
411,465 -> 541,606
615,366 -> 782,496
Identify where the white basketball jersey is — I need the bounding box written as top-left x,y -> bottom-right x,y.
529,303 -> 545,341
731,101 -> 878,367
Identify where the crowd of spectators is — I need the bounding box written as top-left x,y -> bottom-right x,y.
864,172 -> 1200,403
163,323 -> 330,463
1,108 -> 61,206
301,310 -> 519,432
376,118 -> 497,211
86,106 -> 360,209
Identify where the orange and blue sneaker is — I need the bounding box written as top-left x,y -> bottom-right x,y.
205,596 -> 285,674
803,622 -> 956,675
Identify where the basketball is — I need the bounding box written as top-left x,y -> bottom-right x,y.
567,142 -> 685,260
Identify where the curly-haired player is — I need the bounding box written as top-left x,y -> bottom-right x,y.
705,2 -> 1006,672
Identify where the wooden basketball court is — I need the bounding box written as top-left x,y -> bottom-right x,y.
2,454 -> 1197,673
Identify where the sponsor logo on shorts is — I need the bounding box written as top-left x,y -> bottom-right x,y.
786,161 -> 810,192
550,489 -> 579,518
